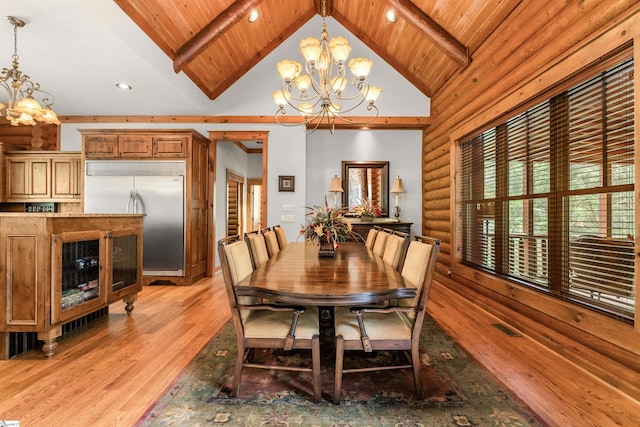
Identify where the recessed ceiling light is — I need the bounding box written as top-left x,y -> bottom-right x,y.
248,10 -> 259,23
116,82 -> 132,90
386,10 -> 397,23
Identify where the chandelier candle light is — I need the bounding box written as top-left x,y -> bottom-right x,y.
273,2 -> 381,134
0,16 -> 60,126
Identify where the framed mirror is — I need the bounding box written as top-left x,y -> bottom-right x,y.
342,161 -> 389,217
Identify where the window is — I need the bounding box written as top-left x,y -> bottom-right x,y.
459,56 -> 635,321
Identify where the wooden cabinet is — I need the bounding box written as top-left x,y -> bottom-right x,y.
349,221 -> 414,241
80,129 -> 210,286
4,151 -> 82,202
5,156 -> 51,200
83,131 -> 189,159
0,214 -> 143,358
52,156 -> 82,199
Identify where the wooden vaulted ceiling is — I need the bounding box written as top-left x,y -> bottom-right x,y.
113,0 -> 519,101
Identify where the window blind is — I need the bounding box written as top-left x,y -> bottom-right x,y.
459,56 -> 635,321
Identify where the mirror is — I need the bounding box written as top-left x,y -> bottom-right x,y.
342,161 -> 389,217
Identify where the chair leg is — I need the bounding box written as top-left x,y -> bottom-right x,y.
411,347 -> 423,399
232,345 -> 245,397
334,335 -> 344,404
311,335 -> 322,403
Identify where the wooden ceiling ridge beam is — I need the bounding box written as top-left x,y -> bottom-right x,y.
173,0 -> 265,73
388,0 -> 470,68
314,0 -> 333,17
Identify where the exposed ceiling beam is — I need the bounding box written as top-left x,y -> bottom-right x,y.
332,10 -> 436,97
173,0 -> 265,73
388,0 -> 470,68
206,8 -> 316,100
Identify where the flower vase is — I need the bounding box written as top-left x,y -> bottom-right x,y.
318,240 -> 336,258
361,214 -> 374,222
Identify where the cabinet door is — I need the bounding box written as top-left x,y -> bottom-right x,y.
51,157 -> 82,200
0,218 -> 47,332
84,135 -> 118,158
107,228 -> 143,301
118,135 -> 152,158
5,157 -> 51,200
153,135 -> 188,158
51,230 -> 107,324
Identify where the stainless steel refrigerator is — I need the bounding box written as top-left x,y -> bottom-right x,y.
84,160 -> 186,277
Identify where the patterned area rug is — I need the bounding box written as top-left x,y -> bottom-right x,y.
137,314 -> 541,426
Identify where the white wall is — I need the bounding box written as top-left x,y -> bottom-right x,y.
209,15 -> 430,117
59,13 -> 429,259
306,130 -> 422,236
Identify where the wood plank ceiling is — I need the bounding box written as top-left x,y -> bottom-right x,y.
113,0 -> 519,101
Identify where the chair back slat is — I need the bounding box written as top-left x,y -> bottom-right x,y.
273,224 -> 288,249
399,236 -> 440,316
372,230 -> 389,257
263,229 -> 280,257
245,230 -> 270,269
364,228 -> 378,249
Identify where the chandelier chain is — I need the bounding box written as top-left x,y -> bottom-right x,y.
0,16 -> 59,126
272,13 -> 380,134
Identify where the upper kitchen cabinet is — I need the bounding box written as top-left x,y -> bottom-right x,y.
79,129 -> 210,286
83,131 -> 188,159
4,151 -> 82,203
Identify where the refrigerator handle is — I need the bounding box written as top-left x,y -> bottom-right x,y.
135,191 -> 147,216
126,191 -> 135,213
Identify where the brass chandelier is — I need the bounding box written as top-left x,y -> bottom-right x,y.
0,16 -> 60,126
273,3 -> 380,134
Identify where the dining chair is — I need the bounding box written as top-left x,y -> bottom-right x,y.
263,228 -> 281,258
218,235 -> 322,402
244,229 -> 270,269
333,235 -> 441,404
382,231 -> 411,271
372,228 -> 390,257
273,224 -> 288,249
364,227 -> 379,250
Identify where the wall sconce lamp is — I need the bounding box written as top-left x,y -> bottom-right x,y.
390,175 -> 405,221
328,175 -> 344,206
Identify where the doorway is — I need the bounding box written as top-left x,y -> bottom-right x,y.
226,169 -> 244,237
247,178 -> 263,231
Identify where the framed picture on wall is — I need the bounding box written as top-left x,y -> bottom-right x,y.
278,175 -> 295,192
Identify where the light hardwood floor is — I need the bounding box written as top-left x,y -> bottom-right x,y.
0,274 -> 638,426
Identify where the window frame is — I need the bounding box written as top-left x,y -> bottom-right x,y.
451,49 -> 636,324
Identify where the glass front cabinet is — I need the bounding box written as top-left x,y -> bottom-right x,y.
0,214 -> 143,359
52,228 -> 142,325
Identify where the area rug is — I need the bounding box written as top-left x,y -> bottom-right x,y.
137,315 -> 541,426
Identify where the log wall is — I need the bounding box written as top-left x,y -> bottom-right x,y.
422,0 -> 640,394
0,123 -> 59,151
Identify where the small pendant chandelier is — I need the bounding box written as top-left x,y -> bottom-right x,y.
0,16 -> 60,126
273,0 -> 380,134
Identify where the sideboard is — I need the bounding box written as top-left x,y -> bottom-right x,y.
349,221 -> 413,241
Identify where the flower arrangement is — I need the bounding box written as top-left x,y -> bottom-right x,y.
354,198 -> 382,218
299,197 -> 359,247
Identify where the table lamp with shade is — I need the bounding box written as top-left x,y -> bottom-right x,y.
390,175 -> 405,221
329,175 -> 344,206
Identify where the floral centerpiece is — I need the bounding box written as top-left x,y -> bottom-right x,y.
354,198 -> 382,222
300,197 -> 360,257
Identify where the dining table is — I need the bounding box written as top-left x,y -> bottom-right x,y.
234,241 -> 415,306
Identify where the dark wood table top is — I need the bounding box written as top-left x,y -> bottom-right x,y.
235,242 -> 415,305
